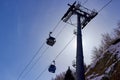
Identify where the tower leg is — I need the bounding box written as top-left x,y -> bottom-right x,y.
76,14 -> 85,80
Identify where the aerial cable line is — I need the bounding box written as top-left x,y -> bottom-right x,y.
22,23 -> 68,79
51,20 -> 62,33
26,24 -> 68,79
98,0 -> 112,12
17,4 -> 74,79
17,20 -> 67,80
54,36 -> 75,60
82,0 -> 112,12
34,36 -> 75,80
22,46 -> 49,79
55,23 -> 67,38
17,42 -> 45,80
34,65 -> 49,80
17,17 -> 63,80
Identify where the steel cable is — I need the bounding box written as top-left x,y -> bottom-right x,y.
34,36 -> 75,80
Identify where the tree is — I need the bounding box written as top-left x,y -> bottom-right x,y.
53,72 -> 65,80
92,47 -> 101,61
101,33 -> 113,49
64,67 -> 75,80
114,22 -> 120,38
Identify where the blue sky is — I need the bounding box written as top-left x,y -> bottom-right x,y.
0,0 -> 120,80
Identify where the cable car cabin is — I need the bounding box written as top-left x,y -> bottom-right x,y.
46,37 -> 56,46
46,32 -> 56,46
48,64 -> 56,73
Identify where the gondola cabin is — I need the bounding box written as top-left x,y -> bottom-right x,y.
46,37 -> 56,46
48,60 -> 56,73
48,64 -> 56,73
46,32 -> 56,46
